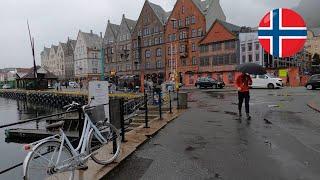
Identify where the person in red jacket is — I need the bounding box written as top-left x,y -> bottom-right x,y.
235,73 -> 252,119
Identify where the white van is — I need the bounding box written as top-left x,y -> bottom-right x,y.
250,74 -> 283,89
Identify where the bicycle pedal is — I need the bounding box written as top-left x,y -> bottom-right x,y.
76,164 -> 88,171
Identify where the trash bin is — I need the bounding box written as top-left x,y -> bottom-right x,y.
178,92 -> 188,109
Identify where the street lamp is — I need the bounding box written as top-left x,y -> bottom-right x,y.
170,18 -> 177,82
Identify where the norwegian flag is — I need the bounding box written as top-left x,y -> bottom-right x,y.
258,8 -> 307,58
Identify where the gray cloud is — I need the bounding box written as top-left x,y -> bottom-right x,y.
0,0 -> 311,68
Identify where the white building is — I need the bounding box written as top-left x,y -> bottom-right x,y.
239,32 -> 264,66
74,30 -> 103,81
41,39 -> 76,80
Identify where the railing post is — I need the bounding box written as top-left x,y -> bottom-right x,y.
78,107 -> 83,142
119,98 -> 126,142
144,89 -> 149,128
158,91 -> 162,120
169,90 -> 172,114
177,90 -> 179,109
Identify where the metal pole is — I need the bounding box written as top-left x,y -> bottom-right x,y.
144,89 -> 149,128
177,90 -> 179,109
169,90 -> 172,113
120,98 -> 126,142
158,91 -> 162,120
78,107 -> 83,142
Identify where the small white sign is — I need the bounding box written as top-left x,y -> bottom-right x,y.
89,81 -> 109,121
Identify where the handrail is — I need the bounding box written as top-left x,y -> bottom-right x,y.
0,109 -> 79,129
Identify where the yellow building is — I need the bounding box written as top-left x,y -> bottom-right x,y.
306,28 -> 320,57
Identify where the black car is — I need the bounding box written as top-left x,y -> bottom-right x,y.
306,74 -> 320,90
195,77 -> 225,89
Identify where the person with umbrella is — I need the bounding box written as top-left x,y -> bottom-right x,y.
235,72 -> 252,120
235,63 -> 267,120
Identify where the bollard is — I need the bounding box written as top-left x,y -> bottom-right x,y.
169,90 -> 172,114
176,91 -> 179,109
144,89 -> 149,128
158,91 -> 162,120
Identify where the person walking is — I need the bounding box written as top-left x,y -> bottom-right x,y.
235,73 -> 252,120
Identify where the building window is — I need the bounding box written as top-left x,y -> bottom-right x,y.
200,57 -> 210,66
192,29 -> 197,38
241,44 -> 245,52
248,54 -> 253,62
248,43 -> 253,51
156,48 -> 162,57
256,53 -> 260,62
154,26 -> 159,33
146,62 -> 151,69
126,64 -> 131,71
181,59 -> 187,66
168,47 -> 171,55
144,40 -> 148,47
217,55 -> 224,65
230,54 -> 237,64
212,43 -> 222,51
145,49 -> 151,58
156,60 -> 162,69
178,19 -> 183,27
255,42 -> 260,51
192,43 -> 196,52
138,30 -> 142,37
192,57 -> 197,65
180,44 -> 186,53
155,37 -> 159,45
191,15 -> 196,24
225,41 -> 235,50
185,17 -> 190,26
173,20 -> 177,29
198,29 -> 203,37
149,39 -> 153,46
200,45 -> 209,53
159,37 -> 163,44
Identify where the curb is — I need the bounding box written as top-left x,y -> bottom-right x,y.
307,101 -> 320,113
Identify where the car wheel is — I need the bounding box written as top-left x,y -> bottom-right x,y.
267,83 -> 275,89
213,84 -> 217,89
306,84 -> 313,90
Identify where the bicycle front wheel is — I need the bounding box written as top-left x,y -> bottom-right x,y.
23,141 -> 74,180
88,123 -> 121,165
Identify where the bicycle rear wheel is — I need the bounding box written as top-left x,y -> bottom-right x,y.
23,141 -> 74,180
88,123 -> 121,165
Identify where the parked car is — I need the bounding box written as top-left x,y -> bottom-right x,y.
2,84 -> 11,89
195,77 -> 225,89
250,74 -> 283,89
69,82 -> 79,88
305,74 -> 320,90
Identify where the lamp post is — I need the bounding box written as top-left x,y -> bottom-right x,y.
170,18 -> 177,82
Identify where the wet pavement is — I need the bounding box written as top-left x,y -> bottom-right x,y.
103,87 -> 320,180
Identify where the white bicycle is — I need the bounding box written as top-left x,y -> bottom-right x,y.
22,101 -> 121,180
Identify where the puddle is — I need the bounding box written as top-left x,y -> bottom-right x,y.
224,111 -> 238,116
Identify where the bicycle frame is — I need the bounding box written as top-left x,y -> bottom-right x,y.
23,109 -> 109,174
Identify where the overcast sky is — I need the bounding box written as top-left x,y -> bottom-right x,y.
0,0 -> 301,68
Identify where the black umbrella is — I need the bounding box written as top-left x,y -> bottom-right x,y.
236,63 -> 267,75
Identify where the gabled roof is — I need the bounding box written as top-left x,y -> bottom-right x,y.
218,20 -> 241,34
80,31 -> 102,49
51,45 -> 58,52
18,66 -> 57,79
41,47 -> 51,56
59,42 -> 68,52
191,0 -> 226,31
124,17 -> 137,32
200,19 -> 241,44
148,1 -> 170,25
104,21 -> 120,44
